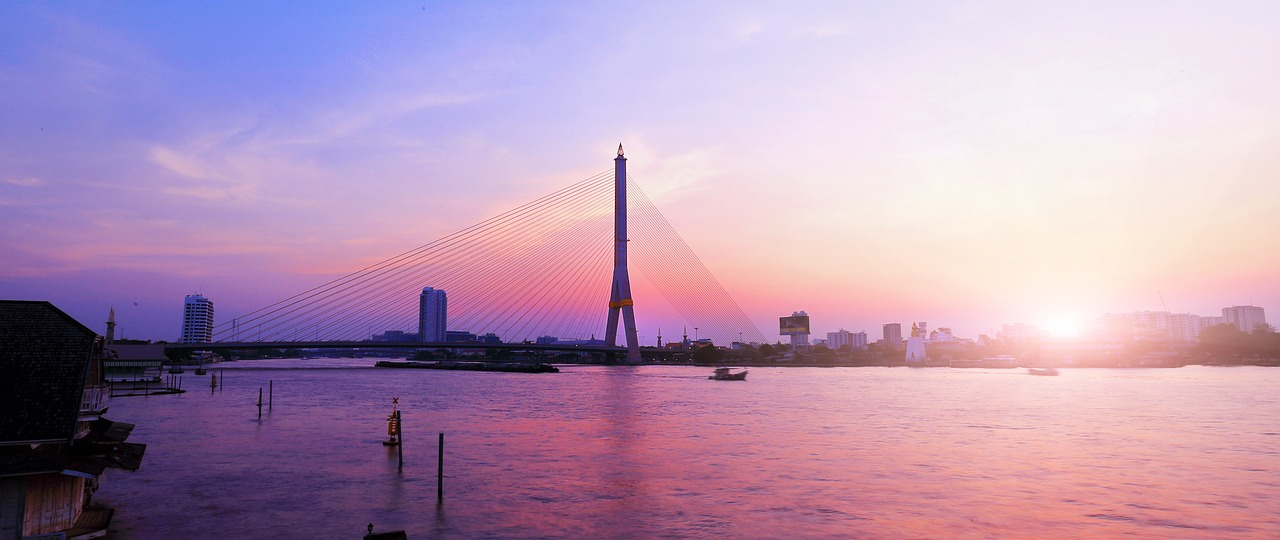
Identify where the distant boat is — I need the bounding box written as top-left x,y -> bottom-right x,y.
1027,368 -> 1059,376
709,367 -> 747,381
168,365 -> 184,374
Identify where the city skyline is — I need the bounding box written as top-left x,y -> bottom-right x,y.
3,3 -> 1279,342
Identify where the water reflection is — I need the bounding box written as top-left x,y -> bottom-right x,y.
99,362 -> 1280,538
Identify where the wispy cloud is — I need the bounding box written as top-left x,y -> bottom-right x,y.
3,177 -> 44,187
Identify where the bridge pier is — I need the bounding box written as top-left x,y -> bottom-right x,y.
605,144 -> 642,364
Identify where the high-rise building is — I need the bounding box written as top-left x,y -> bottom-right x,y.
827,329 -> 853,350
882,323 -> 902,349
826,329 -> 869,350
419,287 -> 447,342
1222,305 -> 1266,334
181,294 -> 214,343
852,331 -> 868,349
1168,313 -> 1205,342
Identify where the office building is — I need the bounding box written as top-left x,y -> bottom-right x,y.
1222,305 -> 1267,334
419,287 -> 447,342
882,323 -> 902,349
827,329 -> 869,350
181,294 -> 214,343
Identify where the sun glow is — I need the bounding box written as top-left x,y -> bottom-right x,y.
1044,315 -> 1080,338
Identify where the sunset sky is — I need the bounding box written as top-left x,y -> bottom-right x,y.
3,2 -> 1278,342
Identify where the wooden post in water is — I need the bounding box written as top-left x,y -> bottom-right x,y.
396,410 -> 404,471
437,432 -> 444,502
257,387 -> 263,419
269,380 -> 273,410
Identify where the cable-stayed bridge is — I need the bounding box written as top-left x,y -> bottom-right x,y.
174,146 -> 766,362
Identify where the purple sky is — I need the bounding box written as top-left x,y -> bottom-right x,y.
3,2 -> 1279,342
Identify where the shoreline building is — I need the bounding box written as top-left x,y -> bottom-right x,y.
827,329 -> 868,351
181,294 -> 214,343
1222,305 -> 1266,333
419,287 -> 447,342
780,311 -> 810,350
882,323 -> 902,350
1,301 -> 147,538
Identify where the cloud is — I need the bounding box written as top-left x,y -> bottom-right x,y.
3,177 -> 45,187
149,146 -> 225,181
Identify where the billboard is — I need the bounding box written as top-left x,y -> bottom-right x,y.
779,315 -> 810,335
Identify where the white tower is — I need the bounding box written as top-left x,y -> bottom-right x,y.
182,294 -> 214,343
905,322 -> 927,363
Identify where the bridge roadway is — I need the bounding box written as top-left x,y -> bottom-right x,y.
165,340 -> 629,355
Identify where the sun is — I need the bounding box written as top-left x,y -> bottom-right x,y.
1044,315 -> 1079,338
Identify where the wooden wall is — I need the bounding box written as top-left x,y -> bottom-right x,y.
22,474 -> 85,536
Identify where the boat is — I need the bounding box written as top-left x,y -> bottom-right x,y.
709,367 -> 747,381
1027,368 -> 1059,376
167,365 -> 184,374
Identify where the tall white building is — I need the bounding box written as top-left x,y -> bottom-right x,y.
1167,313 -> 1205,342
1222,305 -> 1266,333
827,329 -> 851,350
827,329 -> 868,350
852,330 -> 867,349
419,287 -> 447,342
181,294 -> 214,343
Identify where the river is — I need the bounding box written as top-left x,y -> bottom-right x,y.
98,361 -> 1280,538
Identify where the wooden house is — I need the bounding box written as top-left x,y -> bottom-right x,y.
0,301 -> 146,540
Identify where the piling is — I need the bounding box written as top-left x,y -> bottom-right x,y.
257,387 -> 263,419
269,380 -> 273,410
396,410 -> 404,471
437,432 -> 444,502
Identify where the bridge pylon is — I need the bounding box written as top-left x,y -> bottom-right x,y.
605,143 -> 642,364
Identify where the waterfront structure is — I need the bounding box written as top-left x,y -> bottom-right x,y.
181,294 -> 214,343
1102,311 -> 1218,343
103,343 -> 166,386
905,323 -> 927,363
826,329 -> 867,350
604,144 -> 642,364
419,287 -> 447,342
0,300 -> 146,538
882,323 -> 902,349
1222,305 -> 1266,333
852,331 -> 868,349
781,311 -> 810,350
930,327 -> 957,342
1168,313 -> 1206,342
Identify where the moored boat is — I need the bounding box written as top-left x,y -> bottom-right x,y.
1027,368 -> 1059,376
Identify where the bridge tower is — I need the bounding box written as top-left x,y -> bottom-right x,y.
605,144 -> 642,364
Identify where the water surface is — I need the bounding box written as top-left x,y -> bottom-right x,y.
100,362 -> 1280,538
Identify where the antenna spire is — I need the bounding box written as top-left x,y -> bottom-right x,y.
617,143 -> 624,157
